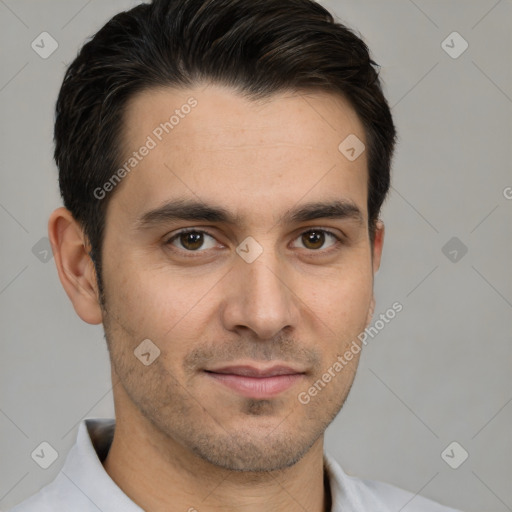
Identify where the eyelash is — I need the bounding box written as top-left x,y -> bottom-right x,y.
164,228 -> 344,257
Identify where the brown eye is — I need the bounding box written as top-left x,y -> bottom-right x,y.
167,230 -> 217,251
292,229 -> 339,251
180,232 -> 204,250
302,230 -> 325,250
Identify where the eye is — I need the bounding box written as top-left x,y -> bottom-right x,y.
165,227 -> 342,256
166,229 -> 218,251
291,229 -> 340,251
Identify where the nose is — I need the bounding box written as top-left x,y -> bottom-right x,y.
220,249 -> 300,340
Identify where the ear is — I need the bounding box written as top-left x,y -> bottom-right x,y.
366,219 -> 385,327
371,219 -> 385,274
48,207 -> 103,325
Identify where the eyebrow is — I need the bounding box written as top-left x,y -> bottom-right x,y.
135,198 -> 364,230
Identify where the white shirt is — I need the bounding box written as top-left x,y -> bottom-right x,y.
9,418 -> 461,512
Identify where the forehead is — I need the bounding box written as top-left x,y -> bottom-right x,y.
110,84 -> 369,226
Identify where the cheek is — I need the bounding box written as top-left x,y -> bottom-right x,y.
309,263 -> 373,326
103,256 -> 217,361
302,265 -> 373,379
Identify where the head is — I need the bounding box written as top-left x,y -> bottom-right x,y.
50,0 -> 396,472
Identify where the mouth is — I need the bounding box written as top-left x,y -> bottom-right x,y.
203,364 -> 307,399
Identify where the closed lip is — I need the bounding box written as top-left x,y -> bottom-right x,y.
204,364 -> 306,378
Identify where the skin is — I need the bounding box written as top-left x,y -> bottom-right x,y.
49,84 -> 384,512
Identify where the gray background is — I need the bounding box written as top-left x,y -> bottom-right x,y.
1,1 -> 511,511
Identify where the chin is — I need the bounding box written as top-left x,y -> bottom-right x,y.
188,426 -> 322,472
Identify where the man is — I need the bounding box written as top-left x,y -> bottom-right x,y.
10,0 -> 461,510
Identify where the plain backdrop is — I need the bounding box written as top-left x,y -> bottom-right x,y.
1,1 -> 511,511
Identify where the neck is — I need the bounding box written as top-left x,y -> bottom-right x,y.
102,404 -> 330,512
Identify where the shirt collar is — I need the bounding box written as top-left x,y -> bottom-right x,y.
65,418 -> 144,511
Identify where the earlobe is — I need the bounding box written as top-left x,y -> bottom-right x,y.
48,207 -> 103,325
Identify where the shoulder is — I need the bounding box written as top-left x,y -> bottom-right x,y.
356,477 -> 461,511
324,453 -> 462,512
7,418 -> 117,512
6,473 -> 96,512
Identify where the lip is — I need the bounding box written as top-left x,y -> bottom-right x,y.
204,364 -> 306,399
206,364 -> 304,378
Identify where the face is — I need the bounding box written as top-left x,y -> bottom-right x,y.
98,84 -> 383,472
